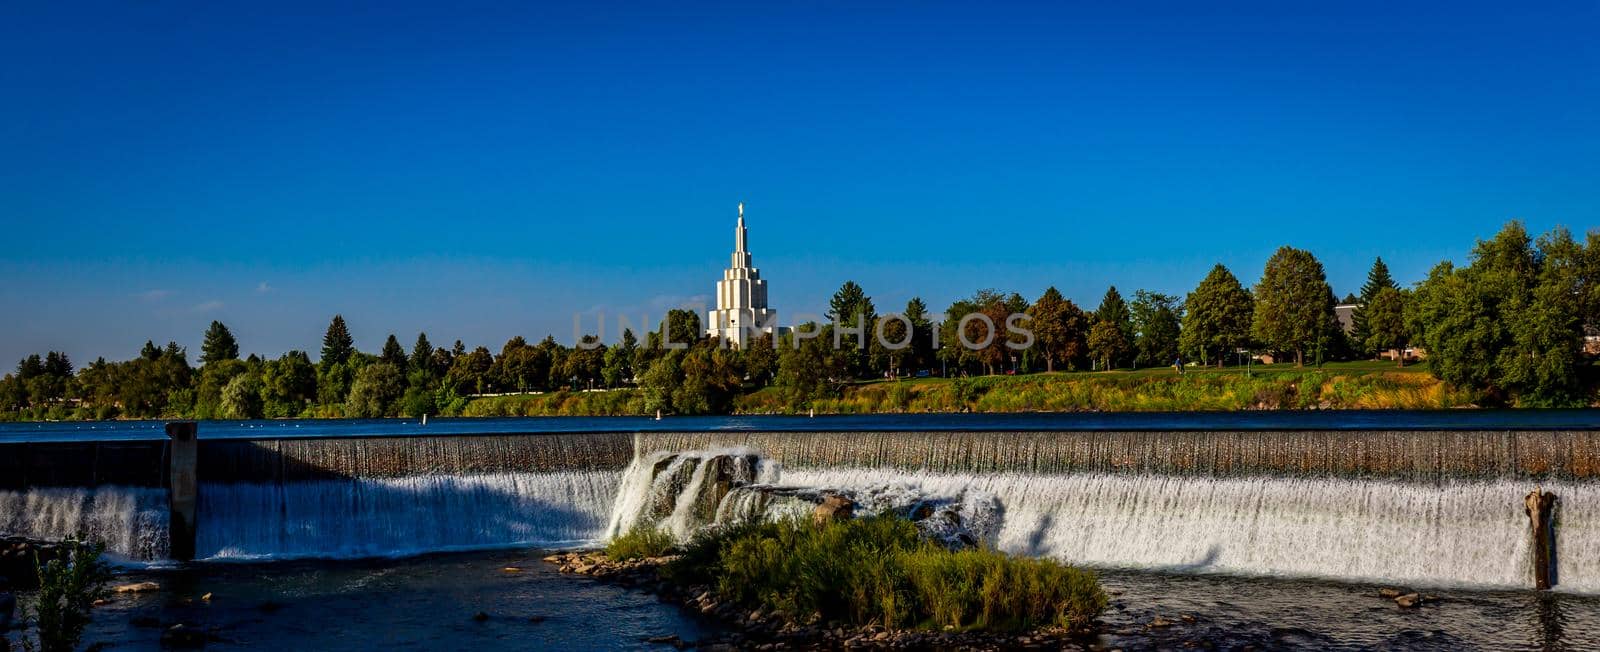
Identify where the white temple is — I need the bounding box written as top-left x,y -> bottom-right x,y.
706,202 -> 778,348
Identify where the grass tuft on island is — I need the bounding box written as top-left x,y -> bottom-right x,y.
604,526 -> 674,561
658,516 -> 1107,633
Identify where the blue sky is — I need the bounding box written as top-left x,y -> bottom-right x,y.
2,1 -> 1596,365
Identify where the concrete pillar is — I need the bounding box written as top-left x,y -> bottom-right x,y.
1525,487 -> 1558,590
166,422 -> 198,562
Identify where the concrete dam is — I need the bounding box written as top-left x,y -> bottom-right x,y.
2,422 -> 1596,591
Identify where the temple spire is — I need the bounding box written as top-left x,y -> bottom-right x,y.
735,202 -> 747,253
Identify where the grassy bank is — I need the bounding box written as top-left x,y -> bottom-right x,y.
658,517 -> 1106,633
454,364 -> 1472,416
733,363 -> 1476,414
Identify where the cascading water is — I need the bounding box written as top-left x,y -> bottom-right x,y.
0,486 -> 169,560
605,449 -> 774,541
196,471 -> 620,559
780,468 -> 1600,592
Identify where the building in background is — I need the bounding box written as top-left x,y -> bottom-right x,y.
706,203 -> 778,348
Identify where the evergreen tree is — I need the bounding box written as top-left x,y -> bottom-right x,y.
1349,257 -> 1399,356
410,333 -> 434,372
1252,246 -> 1335,367
380,334 -> 408,368
321,315 -> 355,367
1179,264 -> 1254,367
1093,286 -> 1135,368
200,320 -> 239,365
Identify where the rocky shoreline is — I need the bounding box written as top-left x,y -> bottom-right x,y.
543,550 -> 1094,651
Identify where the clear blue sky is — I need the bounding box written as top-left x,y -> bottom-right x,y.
2,1 -> 1595,365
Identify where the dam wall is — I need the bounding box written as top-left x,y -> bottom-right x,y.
635,429 -> 1600,481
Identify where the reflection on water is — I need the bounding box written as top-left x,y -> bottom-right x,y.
1098,568 -> 1600,651
18,550 -> 721,651
9,550 -> 1600,651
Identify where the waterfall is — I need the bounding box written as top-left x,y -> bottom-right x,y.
194,471 -> 621,560
0,486 -> 169,560
780,468 -> 1600,591
604,449 -> 773,541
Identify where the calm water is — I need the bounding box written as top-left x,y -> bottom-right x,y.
15,549 -> 723,651
7,550 -> 1598,651
3,409 -> 1599,442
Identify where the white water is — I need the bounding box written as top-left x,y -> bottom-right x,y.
783,468 -> 1600,591
0,486 -> 169,560
605,449 -> 774,541
195,471 -> 621,559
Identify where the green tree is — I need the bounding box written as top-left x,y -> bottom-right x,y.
260,350 -> 317,417
200,320 -> 240,365
1363,287 -> 1411,367
219,371 -> 264,419
1252,246 -> 1334,367
662,309 -> 704,348
1409,222 -> 1588,405
347,362 -> 406,417
902,297 -> 935,373
774,324 -> 849,410
1349,257 -> 1399,357
1131,290 -> 1184,368
1028,287 -> 1071,372
1093,287 -> 1135,369
1179,264 -> 1254,367
379,334 -> 408,368
1087,319 -> 1130,372
602,328 -> 640,387
321,315 -> 356,367
827,281 -> 877,376
742,332 -> 778,386
410,333 -> 435,374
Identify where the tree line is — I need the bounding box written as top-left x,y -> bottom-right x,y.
2,220 -> 1595,419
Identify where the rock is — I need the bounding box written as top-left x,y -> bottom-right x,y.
542,554 -> 563,562
92,598 -> 111,607
200,592 -> 213,601
812,494 -> 855,525
1378,587 -> 1402,598
1394,593 -> 1422,608
472,611 -> 490,621
1149,616 -> 1174,628
872,631 -> 890,640
160,624 -> 208,648
113,581 -> 161,593
501,567 -> 523,573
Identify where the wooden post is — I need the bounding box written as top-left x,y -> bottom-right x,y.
165,422 -> 199,562
1525,487 -> 1558,590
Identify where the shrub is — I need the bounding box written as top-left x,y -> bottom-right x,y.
605,527 -> 676,560
668,516 -> 1105,633
20,537 -> 113,652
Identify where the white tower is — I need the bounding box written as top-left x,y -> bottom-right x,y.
707,202 -> 777,348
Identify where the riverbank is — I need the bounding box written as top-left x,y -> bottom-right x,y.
461,362 -> 1482,417
13,362 -> 1595,423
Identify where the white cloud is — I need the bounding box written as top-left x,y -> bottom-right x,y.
136,289 -> 172,301
190,300 -> 225,313
256,281 -> 273,294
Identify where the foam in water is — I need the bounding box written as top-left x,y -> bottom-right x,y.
0,486 -> 169,560
605,448 -> 774,541
196,471 -> 620,559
